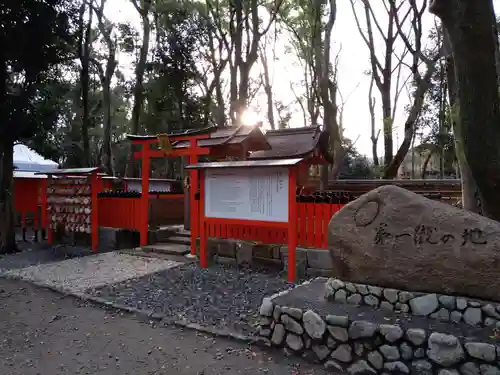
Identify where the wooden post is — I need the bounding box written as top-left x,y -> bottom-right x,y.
287,166 -> 298,282
140,143 -> 151,246
90,173 -> 99,252
47,176 -> 53,245
198,170 -> 207,267
189,138 -> 199,255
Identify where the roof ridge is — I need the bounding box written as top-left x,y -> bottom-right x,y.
266,126 -> 320,136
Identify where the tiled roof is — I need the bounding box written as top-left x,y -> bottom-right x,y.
173,126 -> 271,152
248,126 -> 322,159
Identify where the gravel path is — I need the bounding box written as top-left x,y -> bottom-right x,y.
3,252 -> 181,293
88,263 -> 293,337
0,240 -> 94,272
0,278 -> 330,375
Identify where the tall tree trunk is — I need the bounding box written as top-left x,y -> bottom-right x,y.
229,0 -> 243,124
431,0 -> 500,219
102,81 -> 114,175
0,138 -> 17,254
126,0 -> 151,177
368,77 -> 379,166
438,56 -> 446,179
446,54 -> 481,213
80,1 -> 92,167
316,0 -> 341,188
421,150 -> 433,179
381,88 -> 393,168
260,50 -> 275,130
384,64 -> 437,178
93,1 -> 116,176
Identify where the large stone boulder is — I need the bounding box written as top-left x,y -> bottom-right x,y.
327,185 -> 500,301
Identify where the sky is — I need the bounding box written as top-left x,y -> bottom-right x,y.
105,0 -> 500,157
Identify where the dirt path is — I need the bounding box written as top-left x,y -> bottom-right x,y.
0,279 -> 330,375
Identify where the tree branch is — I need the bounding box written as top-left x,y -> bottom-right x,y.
350,0 -> 384,89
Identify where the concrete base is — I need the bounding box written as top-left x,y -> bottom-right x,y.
194,237 -> 333,278
142,243 -> 190,256
97,225 -> 189,251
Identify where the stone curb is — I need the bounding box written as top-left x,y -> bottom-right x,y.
0,273 -> 256,345
325,278 -> 500,328
258,280 -> 500,375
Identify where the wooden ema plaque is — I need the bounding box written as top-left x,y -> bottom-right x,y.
47,177 -> 93,234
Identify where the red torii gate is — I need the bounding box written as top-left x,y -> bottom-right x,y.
128,129 -> 211,251
128,125 -> 270,252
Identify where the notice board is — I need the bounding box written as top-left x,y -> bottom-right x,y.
204,167 -> 289,222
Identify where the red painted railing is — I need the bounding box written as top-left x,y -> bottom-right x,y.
98,197 -> 142,230
203,199 -> 347,249
14,178 -> 47,237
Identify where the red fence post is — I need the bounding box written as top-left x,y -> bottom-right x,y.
140,143 -> 151,246
90,173 -> 99,252
199,170 -> 207,268
47,176 -> 53,245
189,138 -> 200,255
287,167 -> 298,282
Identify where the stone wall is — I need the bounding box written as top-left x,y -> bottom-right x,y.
257,283 -> 500,375
199,237 -> 332,277
325,278 -> 500,328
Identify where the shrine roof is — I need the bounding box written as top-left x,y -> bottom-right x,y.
14,171 -> 47,179
126,126 -> 217,141
186,158 -> 303,169
36,167 -> 100,176
173,125 -> 271,151
248,126 -> 323,160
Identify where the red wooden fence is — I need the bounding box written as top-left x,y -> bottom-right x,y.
203,200 -> 346,249
98,197 -> 142,230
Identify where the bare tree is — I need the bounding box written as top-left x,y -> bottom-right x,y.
228,0 -> 284,124
350,0 -> 409,169
282,12 -> 321,126
289,82 -> 308,128
259,32 -> 277,129
91,0 -> 117,176
282,0 -> 344,185
383,0 -> 441,178
367,75 -> 380,166
126,0 -> 151,177
314,0 -> 346,186
202,0 -> 234,127
76,0 -> 93,167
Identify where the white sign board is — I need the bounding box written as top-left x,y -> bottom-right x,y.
204,167 -> 289,222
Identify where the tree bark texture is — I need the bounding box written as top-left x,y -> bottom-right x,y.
368,77 -> 379,166
0,138 -> 17,254
126,0 -> 151,177
431,0 -> 500,219
445,53 -> 482,214
77,1 -> 92,167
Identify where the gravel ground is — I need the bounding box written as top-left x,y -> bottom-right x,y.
0,229 -> 119,273
0,278 -> 330,375
88,263 -> 293,337
0,242 -> 94,272
2,252 -> 182,293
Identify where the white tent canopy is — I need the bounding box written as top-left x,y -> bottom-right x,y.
13,143 -> 58,173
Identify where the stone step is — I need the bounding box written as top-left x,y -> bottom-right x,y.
142,243 -> 190,256
150,226 -> 191,243
120,248 -> 194,263
164,236 -> 191,245
175,229 -> 191,238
